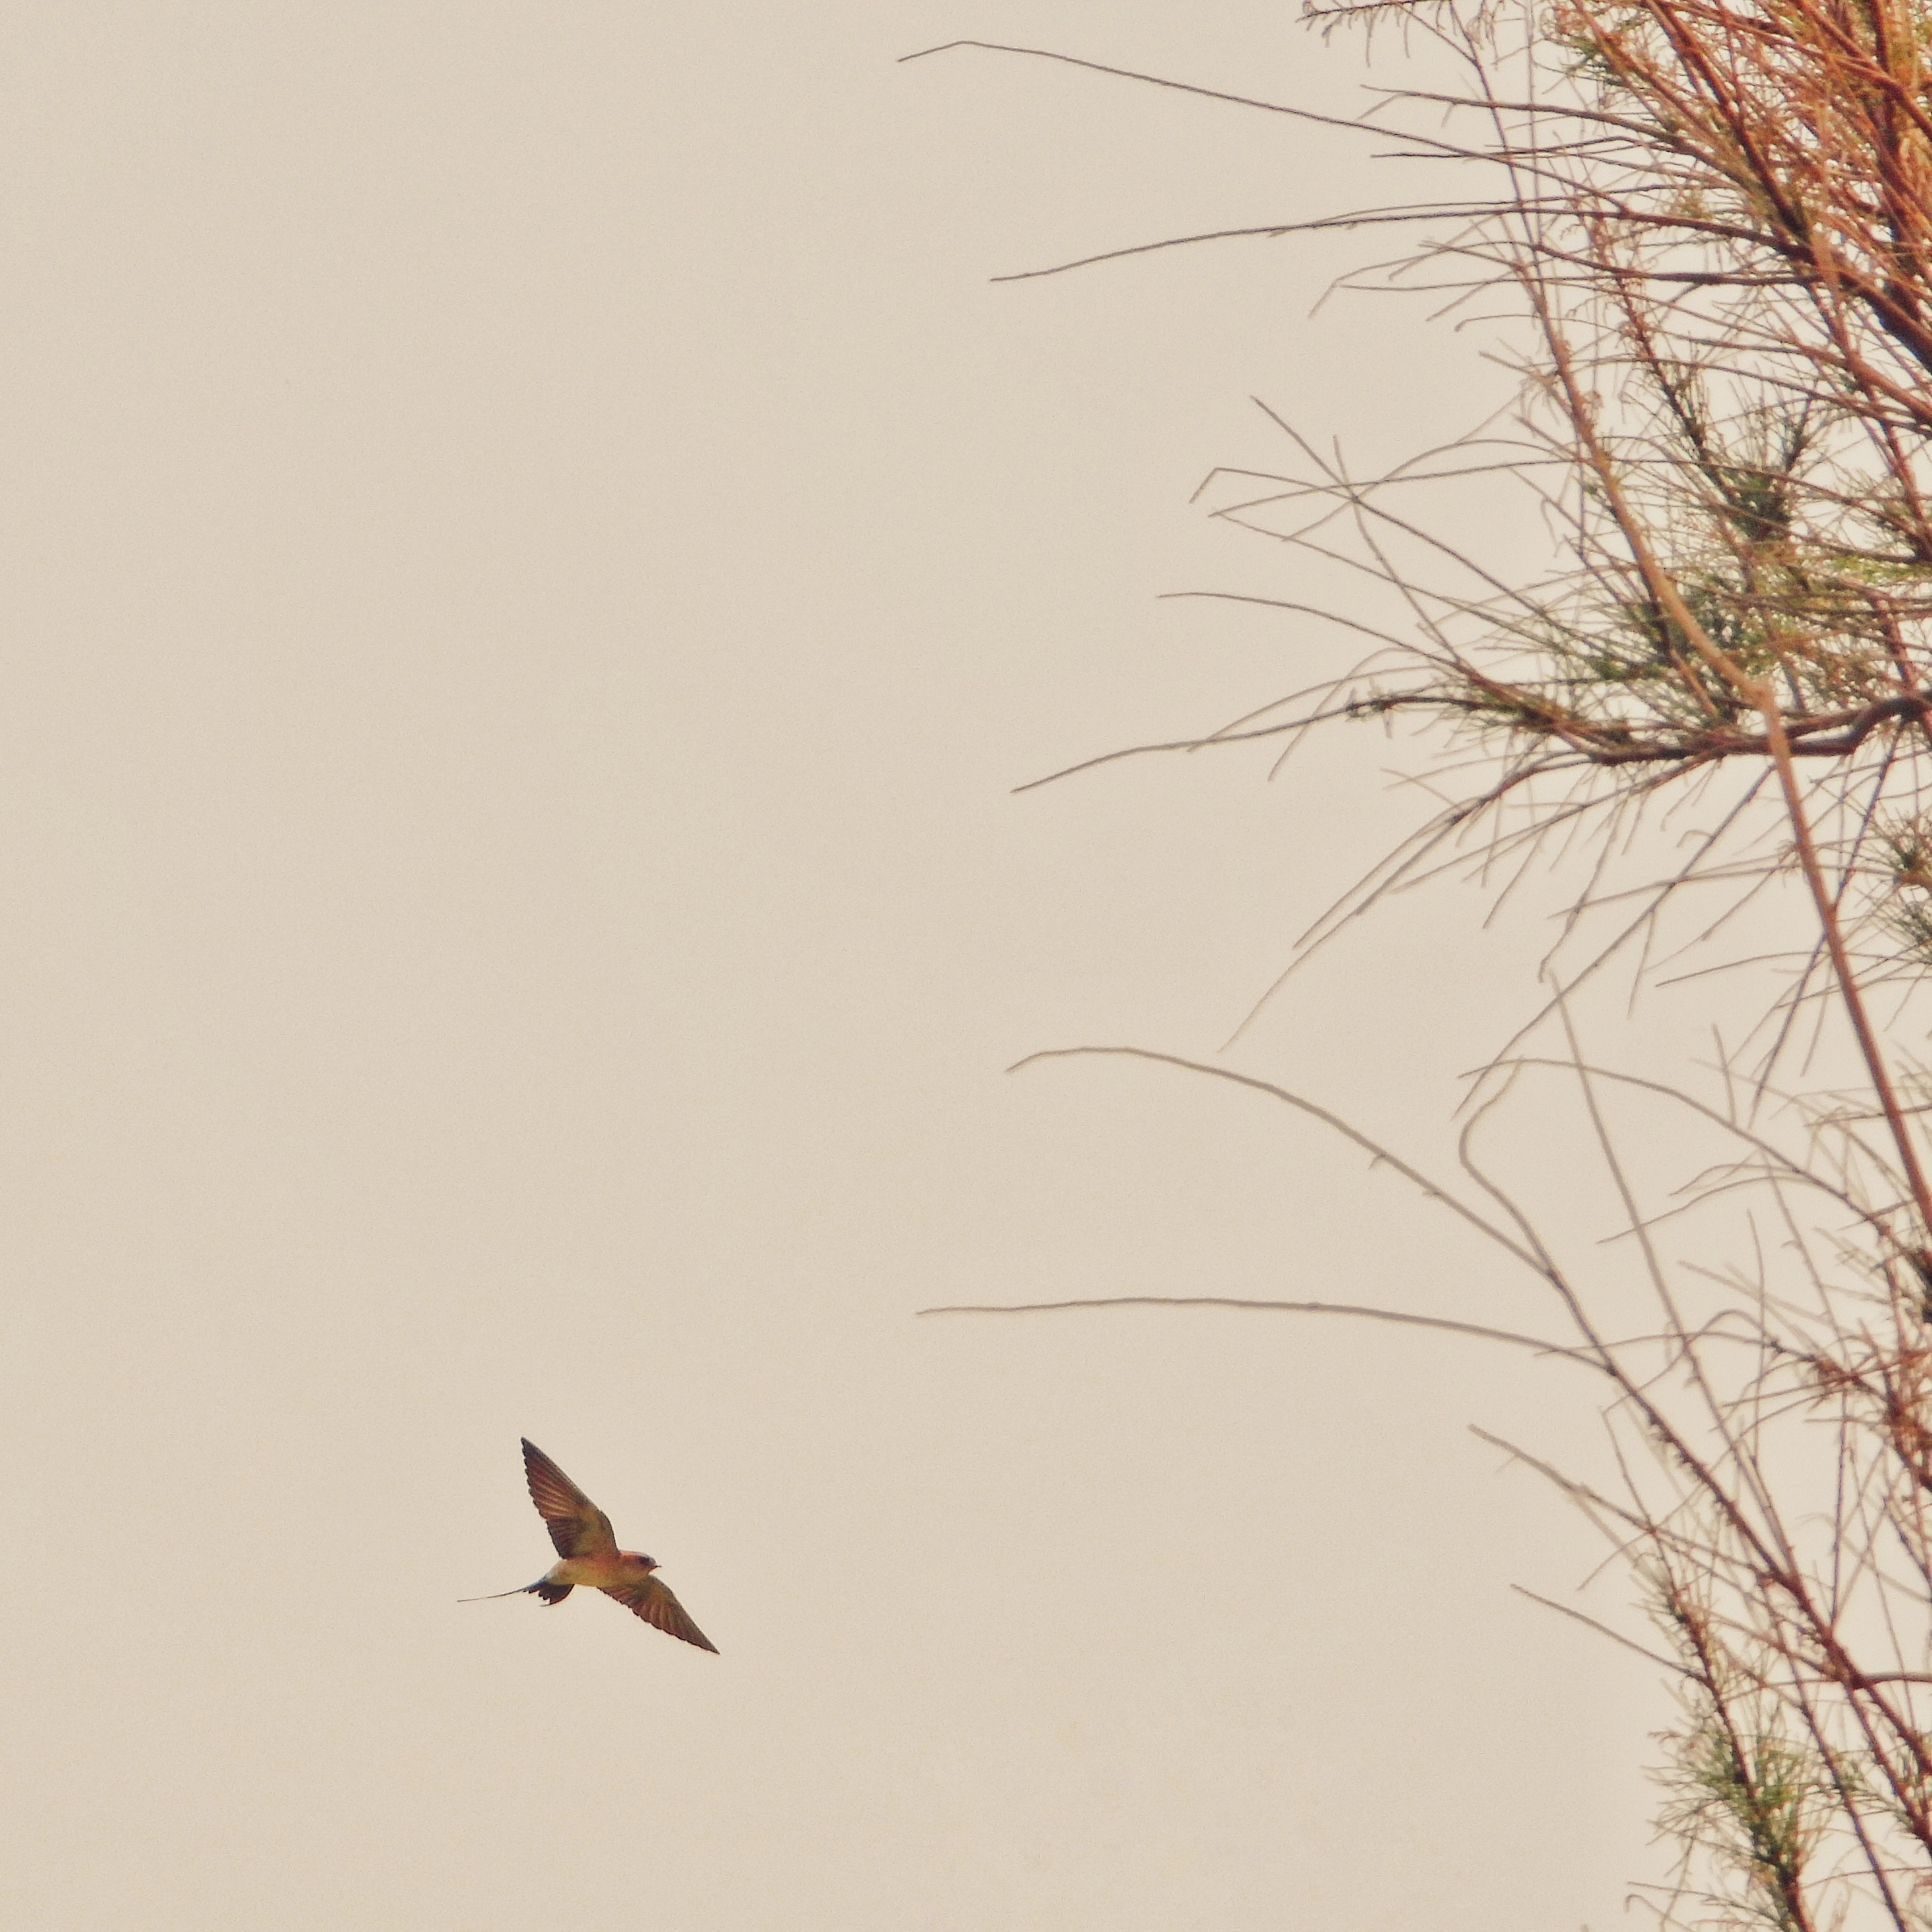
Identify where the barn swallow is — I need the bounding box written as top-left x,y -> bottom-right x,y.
461,1438 -> 718,1652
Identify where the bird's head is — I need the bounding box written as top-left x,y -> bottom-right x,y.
622,1550 -> 660,1574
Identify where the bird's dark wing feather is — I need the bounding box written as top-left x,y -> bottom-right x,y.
601,1574 -> 719,1653
521,1438 -> 617,1560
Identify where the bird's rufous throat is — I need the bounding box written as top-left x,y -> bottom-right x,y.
461,1438 -> 718,1653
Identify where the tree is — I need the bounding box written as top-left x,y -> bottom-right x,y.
922,4 -> 1932,1924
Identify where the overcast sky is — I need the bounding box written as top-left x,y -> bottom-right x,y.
3,6 -> 1682,1928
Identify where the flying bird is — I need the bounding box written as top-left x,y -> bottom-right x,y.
462,1438 -> 718,1653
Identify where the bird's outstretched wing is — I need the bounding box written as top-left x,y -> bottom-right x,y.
601,1574 -> 719,1653
521,1438 -> 617,1560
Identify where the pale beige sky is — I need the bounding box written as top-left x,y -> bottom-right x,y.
4,6 -> 1679,1928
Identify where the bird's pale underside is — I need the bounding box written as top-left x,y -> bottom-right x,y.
463,1438 -> 718,1653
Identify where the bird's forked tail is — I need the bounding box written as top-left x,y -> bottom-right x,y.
458,1579 -> 574,1606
